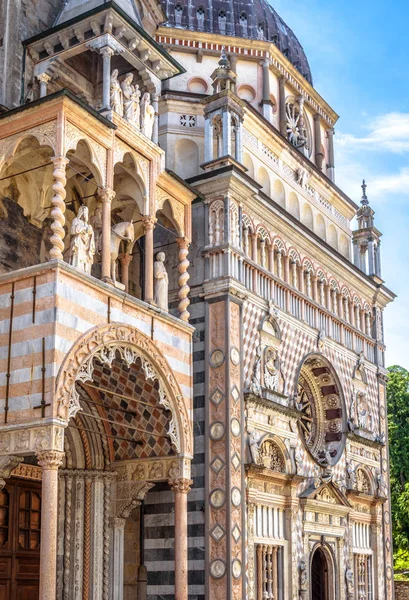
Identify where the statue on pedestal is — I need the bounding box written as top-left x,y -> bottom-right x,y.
90,205 -> 103,255
69,206 -> 95,274
153,252 -> 168,311
110,69 -> 123,116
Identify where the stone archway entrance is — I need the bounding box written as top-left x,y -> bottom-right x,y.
311,548 -> 329,600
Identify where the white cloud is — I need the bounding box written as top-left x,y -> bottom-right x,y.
337,112 -> 409,153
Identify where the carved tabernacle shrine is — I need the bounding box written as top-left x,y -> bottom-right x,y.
0,0 -> 395,599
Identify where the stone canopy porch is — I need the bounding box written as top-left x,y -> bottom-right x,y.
0,260 -> 194,599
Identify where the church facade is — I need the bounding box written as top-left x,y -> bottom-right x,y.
0,1 -> 395,599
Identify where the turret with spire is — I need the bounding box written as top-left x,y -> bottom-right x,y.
352,180 -> 382,280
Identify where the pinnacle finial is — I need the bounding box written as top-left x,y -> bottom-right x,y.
218,46 -> 230,69
361,179 -> 369,205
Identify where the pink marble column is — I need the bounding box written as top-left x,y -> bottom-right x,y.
176,237 -> 190,322
98,188 -> 116,281
142,216 -> 156,303
37,450 -> 64,600
169,478 -> 192,600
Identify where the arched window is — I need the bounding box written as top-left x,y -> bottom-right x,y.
239,11 -> 248,36
218,10 -> 227,34
196,6 -> 205,30
257,166 -> 271,196
288,192 -> 300,219
257,21 -> 265,40
174,3 -> 183,27
272,179 -> 285,208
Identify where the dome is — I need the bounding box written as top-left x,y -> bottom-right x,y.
161,0 -> 312,84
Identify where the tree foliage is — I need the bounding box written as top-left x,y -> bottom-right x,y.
387,365 -> 409,576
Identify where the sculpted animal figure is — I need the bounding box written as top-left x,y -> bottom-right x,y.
110,222 -> 135,282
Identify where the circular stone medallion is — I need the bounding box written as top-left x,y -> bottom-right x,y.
210,422 -> 225,441
210,488 -> 226,508
210,349 -> 225,368
232,558 -> 242,579
231,487 -> 241,507
231,418 -> 241,437
210,559 -> 226,579
230,347 -> 240,366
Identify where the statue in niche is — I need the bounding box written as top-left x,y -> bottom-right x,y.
249,430 -> 262,466
346,458 -> 356,488
131,84 -> 141,129
357,393 -> 370,430
249,346 -> 262,396
90,205 -> 103,256
264,347 -> 280,392
376,469 -> 388,497
345,564 -> 354,598
110,69 -> 123,116
153,252 -> 168,311
141,92 -> 155,139
69,206 -> 95,274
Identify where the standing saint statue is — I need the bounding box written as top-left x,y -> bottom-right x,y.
69,206 -> 95,274
110,69 -> 123,116
131,84 -> 141,129
141,92 -> 155,139
153,252 -> 168,311
121,73 -> 135,122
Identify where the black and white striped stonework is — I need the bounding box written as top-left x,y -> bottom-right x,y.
145,296 -> 206,599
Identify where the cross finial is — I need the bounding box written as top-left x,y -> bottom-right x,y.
218,46 -> 230,69
361,179 -> 369,205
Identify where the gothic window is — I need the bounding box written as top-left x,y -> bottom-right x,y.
356,468 -> 371,495
218,10 -> 227,34
255,544 -> 283,600
259,440 -> 285,472
239,11 -> 248,36
209,200 -> 224,246
230,202 -> 239,247
197,6 -> 205,30
174,3 -> 183,27
354,554 -> 373,600
257,22 -> 265,40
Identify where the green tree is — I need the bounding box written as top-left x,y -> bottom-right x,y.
387,365 -> 409,578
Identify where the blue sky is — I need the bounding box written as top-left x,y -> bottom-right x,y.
271,0 -> 409,368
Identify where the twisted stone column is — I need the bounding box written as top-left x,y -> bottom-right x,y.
177,237 -> 190,322
119,252 -> 133,292
169,478 -> 192,600
37,450 -> 64,600
50,156 -> 69,261
98,187 -> 115,281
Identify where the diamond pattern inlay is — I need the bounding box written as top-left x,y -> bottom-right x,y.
210,524 -> 226,542
231,453 -> 241,470
211,456 -> 225,474
231,386 -> 240,402
210,388 -> 225,406
232,525 -> 241,542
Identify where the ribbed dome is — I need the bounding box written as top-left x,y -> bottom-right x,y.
161,0 -> 312,84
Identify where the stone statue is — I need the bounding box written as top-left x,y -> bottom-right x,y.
345,564 -> 354,598
317,328 -> 326,350
346,459 -> 356,488
110,69 -> 123,116
153,252 -> 168,311
377,470 -> 388,497
141,92 -> 155,139
249,346 -> 262,396
264,347 -> 280,392
90,205 -> 103,255
299,559 -> 308,587
294,446 -> 303,476
69,206 -> 95,274
131,84 -> 141,129
249,430 -> 262,466
121,73 -> 136,121
357,393 -> 369,429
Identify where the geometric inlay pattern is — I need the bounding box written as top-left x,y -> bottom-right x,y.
210,524 -> 226,542
210,456 -> 225,474
87,353 -> 175,461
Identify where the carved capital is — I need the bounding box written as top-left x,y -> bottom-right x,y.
98,187 -> 116,204
110,517 -> 126,530
169,478 -> 193,494
142,215 -> 157,231
0,456 -> 23,489
118,252 -> 133,267
37,73 -> 52,84
36,450 -> 64,470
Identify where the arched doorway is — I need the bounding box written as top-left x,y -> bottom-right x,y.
311,548 -> 329,600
